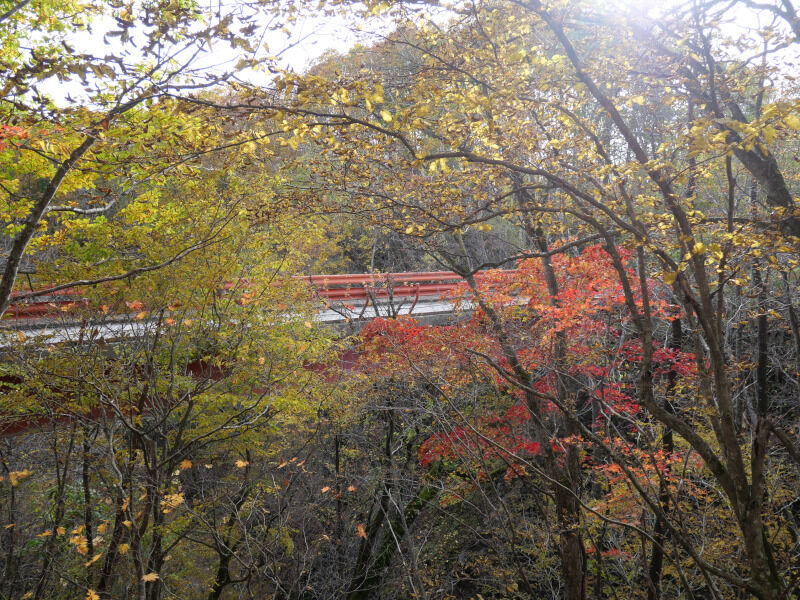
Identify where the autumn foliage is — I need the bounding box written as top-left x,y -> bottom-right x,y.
3,0 -> 800,598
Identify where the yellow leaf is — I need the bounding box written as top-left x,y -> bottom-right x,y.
135,311 -> 147,320
142,572 -> 159,582
784,114 -> 800,130
85,552 -> 103,566
118,543 -> 130,555
97,522 -> 108,534
56,526 -> 66,535
373,83 -> 384,103
8,469 -> 31,486
663,272 -> 677,285
304,321 -> 312,328
37,530 -> 52,538
16,330 -> 26,342
86,591 -> 100,600
161,492 -> 184,513
380,110 -> 392,122
235,459 -> 249,468
179,459 -> 193,470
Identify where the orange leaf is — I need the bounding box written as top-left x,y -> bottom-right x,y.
85,552 -> 103,567
321,486 -> 330,494
356,523 -> 367,539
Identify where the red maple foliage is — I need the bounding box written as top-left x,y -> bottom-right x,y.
360,245 -> 695,482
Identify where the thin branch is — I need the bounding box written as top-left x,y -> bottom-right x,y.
45,200 -> 117,216
459,233 -> 605,276
9,235 -> 226,302
0,0 -> 32,24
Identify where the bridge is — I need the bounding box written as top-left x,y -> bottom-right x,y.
0,271 -> 481,436
295,271 -> 470,326
0,271 -> 477,344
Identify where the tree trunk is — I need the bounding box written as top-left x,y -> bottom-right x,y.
647,318 -> 680,600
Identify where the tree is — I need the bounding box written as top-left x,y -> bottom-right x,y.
0,0 -> 295,316
237,1 -> 800,597
0,206 -> 334,600
356,245 -> 687,598
0,92 -> 339,598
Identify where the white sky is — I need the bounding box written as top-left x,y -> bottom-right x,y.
34,0 -> 800,108
36,2 -> 370,107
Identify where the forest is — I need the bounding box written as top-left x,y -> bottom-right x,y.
1,0 -> 800,598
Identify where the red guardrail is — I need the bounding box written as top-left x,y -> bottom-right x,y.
293,271 -> 466,301
3,289 -> 88,320
2,271 -> 477,322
